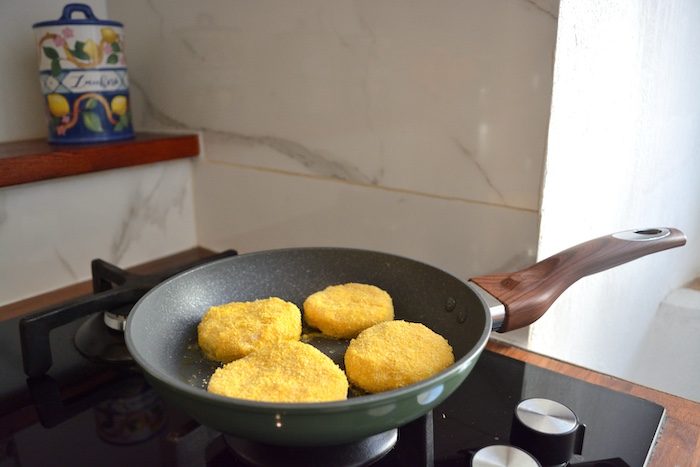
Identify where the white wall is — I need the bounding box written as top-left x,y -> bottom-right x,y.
529,0 -> 700,394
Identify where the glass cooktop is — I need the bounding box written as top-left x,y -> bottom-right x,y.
1,314 -> 664,466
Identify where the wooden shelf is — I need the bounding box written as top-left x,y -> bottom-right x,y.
0,132 -> 200,188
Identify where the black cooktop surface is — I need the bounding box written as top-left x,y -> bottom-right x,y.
0,314 -> 664,466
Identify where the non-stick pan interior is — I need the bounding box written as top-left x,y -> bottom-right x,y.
128,248 -> 488,387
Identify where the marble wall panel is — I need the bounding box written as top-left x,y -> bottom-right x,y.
116,0 -> 558,211
192,160 -> 539,285
0,161 -> 196,305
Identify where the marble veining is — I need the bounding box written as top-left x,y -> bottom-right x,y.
132,77 -> 380,184
119,0 -> 558,211
110,165 -> 189,264
129,79 -> 191,130
527,0 -> 559,19
451,135 -> 506,205
54,247 -> 79,282
205,129 -> 378,184
0,162 -> 196,306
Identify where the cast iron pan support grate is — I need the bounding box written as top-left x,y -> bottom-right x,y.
20,250 -> 237,378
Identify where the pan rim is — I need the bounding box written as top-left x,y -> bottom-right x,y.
125,246 -> 493,412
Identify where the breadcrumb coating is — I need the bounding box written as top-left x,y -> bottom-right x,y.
344,320 -> 454,393
197,297 -> 301,363
303,283 -> 394,339
207,341 -> 349,402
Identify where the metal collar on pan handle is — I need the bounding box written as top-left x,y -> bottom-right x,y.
468,282 -> 505,331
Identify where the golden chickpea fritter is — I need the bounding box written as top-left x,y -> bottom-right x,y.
207,341 -> 349,403
198,284 -> 454,403
344,320 -> 454,393
303,283 -> 394,339
197,297 -> 301,363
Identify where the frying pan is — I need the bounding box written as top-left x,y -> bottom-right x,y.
125,227 -> 685,446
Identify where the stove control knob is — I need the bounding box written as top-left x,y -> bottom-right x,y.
471,445 -> 541,467
510,398 -> 586,466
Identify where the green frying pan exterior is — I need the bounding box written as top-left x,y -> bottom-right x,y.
125,247 -> 492,446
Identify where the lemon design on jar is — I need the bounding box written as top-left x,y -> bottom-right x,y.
110,96 -> 128,116
47,93 -> 70,117
82,39 -> 101,63
45,93 -> 131,137
101,27 -> 118,44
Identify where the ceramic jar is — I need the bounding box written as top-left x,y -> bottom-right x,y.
33,3 -> 134,143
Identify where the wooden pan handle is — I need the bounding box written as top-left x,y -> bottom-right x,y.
469,228 -> 687,332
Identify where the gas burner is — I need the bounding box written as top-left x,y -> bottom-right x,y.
167,410 -> 434,467
19,250 -> 237,377
224,429 -> 398,467
73,310 -> 133,364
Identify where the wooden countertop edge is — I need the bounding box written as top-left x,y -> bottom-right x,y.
0,247 -> 217,321
2,248 -> 698,465
486,339 -> 700,466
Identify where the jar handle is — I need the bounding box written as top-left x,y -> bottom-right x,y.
59,3 -> 99,21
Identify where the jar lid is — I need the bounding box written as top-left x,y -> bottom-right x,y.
33,3 -> 123,28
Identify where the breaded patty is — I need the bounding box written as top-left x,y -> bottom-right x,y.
207,341 -> 349,403
197,297 -> 301,363
344,320 -> 454,393
303,283 -> 394,339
